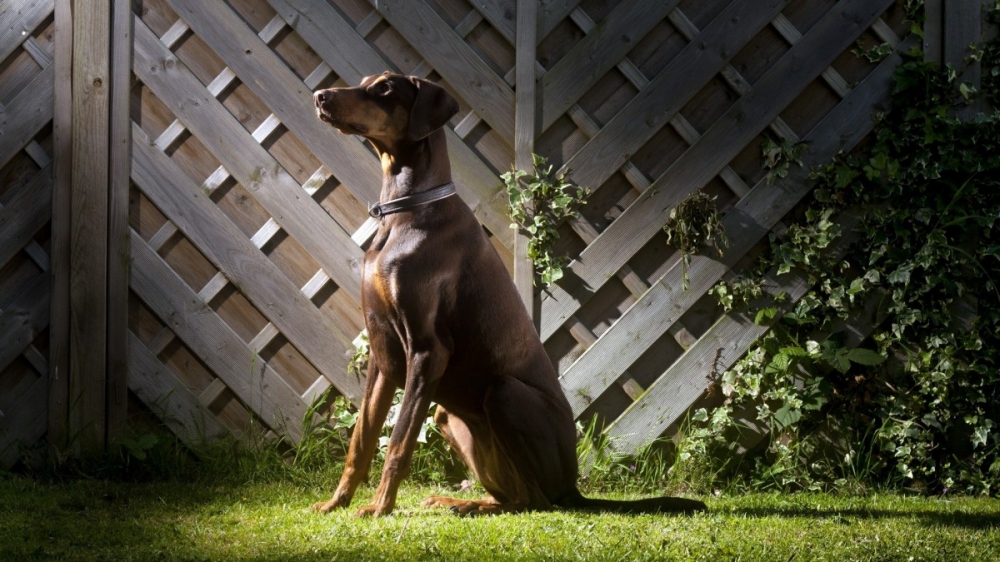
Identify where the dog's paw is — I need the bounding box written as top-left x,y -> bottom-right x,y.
354,504 -> 390,517
311,500 -> 336,513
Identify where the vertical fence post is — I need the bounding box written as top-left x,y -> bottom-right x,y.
49,0 -> 73,457
944,0 -> 983,118
69,0 -> 112,452
513,0 -> 538,324
106,0 -> 132,445
924,0 -> 944,64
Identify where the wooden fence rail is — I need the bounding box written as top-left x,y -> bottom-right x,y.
0,0 -> 990,468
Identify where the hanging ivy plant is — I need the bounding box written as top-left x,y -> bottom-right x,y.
502,154 -> 589,286
662,191 -> 729,290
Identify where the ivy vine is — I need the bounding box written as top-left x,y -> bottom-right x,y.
348,330 -> 369,379
503,154 -> 589,286
690,26 -> 1000,495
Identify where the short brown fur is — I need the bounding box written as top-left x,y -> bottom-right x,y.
311,72 -> 707,517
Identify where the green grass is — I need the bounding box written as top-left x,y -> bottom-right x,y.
2,474 -> 998,561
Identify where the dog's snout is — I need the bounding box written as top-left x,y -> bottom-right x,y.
314,90 -> 331,108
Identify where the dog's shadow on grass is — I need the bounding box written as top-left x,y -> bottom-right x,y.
727,504 -> 1000,530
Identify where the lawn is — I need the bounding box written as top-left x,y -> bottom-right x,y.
2,475 -> 998,561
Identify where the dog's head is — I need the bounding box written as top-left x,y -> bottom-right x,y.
313,72 -> 459,145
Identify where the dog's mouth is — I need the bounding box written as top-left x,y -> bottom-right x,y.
316,108 -> 368,135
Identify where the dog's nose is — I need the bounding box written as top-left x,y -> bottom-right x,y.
314,90 -> 331,107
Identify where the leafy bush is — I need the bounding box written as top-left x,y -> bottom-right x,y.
693,38 -> 1000,495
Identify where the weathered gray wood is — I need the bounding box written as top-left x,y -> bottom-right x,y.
0,65 -> 54,169
268,0 -> 513,244
540,0 -> 682,132
106,0 -> 132,444
48,0 -> 73,457
0,0 -> 52,62
130,126 -> 364,406
0,166 -> 51,271
164,0 -> 382,204
513,0 -> 536,314
132,18 -> 364,303
540,0 -> 893,340
769,13 -> 850,98
127,332 -> 231,449
367,0 -> 516,145
554,0 -> 787,228
267,0 -> 387,83
0,375 -> 47,469
70,0 -> 110,452
0,274 -> 50,373
539,0 -> 580,39
561,36 -> 911,422
130,229 -> 312,442
468,0 -> 515,44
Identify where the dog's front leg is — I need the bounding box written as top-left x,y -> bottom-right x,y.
355,345 -> 447,517
313,365 -> 394,513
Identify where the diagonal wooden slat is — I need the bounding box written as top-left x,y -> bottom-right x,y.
130,125 -> 363,406
127,332 -> 232,448
555,0 -> 788,227
269,0 -> 387,83
605,215 -> 865,453
0,273 -> 50,374
132,18 -> 364,302
154,15 -> 291,161
0,65 -> 54,169
468,0 -> 515,44
539,0 -> 682,133
0,374 -> 46,469
561,36 -> 913,422
664,8 -> 800,143
163,0 -> 382,204
130,228 -> 315,441
540,0 -> 894,340
267,0 -> 513,245
539,0 -> 580,39
0,0 -> 52,62
367,0 -> 516,144
0,166 -> 51,271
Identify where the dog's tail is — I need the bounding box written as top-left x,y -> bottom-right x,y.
556,489 -> 707,514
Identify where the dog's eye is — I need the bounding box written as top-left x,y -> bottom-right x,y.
371,81 -> 392,96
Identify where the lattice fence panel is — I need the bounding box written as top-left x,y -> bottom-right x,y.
2,0 -> 919,461
532,0 -> 913,452
0,0 -> 56,468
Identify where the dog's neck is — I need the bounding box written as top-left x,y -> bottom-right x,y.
372,128 -> 451,203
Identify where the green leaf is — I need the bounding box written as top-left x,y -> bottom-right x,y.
754,307 -> 779,326
847,348 -> 886,366
773,403 -> 802,430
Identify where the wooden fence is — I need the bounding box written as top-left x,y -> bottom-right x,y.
0,0 -> 990,468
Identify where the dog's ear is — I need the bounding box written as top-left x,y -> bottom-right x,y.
407,77 -> 459,141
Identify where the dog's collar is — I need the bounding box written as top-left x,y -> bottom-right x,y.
368,182 -> 457,219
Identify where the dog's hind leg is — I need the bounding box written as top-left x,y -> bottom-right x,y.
421,405 -> 530,515
423,377 -> 578,515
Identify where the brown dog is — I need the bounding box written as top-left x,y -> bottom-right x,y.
311,72 -> 707,517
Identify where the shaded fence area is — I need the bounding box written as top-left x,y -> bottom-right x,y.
0,0 -> 990,467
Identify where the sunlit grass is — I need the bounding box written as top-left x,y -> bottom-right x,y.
2,474 -> 998,561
